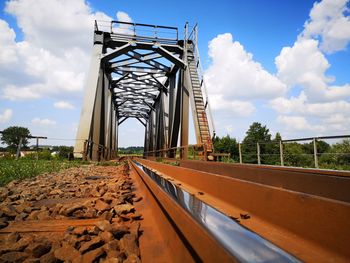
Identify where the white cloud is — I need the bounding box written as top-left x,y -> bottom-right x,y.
0,0 -> 114,101
210,94 -> 255,116
116,11 -> 132,23
0,20 -> 17,64
275,38 -> 350,101
54,101 -> 75,110
270,92 -> 350,134
270,92 -> 350,117
277,115 -> 324,132
112,11 -> 133,35
0,109 -> 13,123
31,118 -> 56,126
302,0 -> 350,53
4,0 -> 110,55
269,0 -> 350,137
3,84 -> 43,100
205,33 -> 287,101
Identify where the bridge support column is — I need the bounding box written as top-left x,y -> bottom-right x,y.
74,35 -> 103,160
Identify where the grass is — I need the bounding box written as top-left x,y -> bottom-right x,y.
96,161 -> 119,166
0,158 -> 88,186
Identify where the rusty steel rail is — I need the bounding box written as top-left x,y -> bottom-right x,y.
179,159 -> 350,202
129,158 -> 300,262
132,158 -> 350,262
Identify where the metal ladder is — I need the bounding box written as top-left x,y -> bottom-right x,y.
187,45 -> 213,152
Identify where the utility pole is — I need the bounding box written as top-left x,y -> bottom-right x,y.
28,136 -> 47,160
0,131 -> 47,160
16,137 -> 23,160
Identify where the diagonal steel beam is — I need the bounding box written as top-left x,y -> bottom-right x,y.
102,43 -> 133,62
154,45 -> 186,69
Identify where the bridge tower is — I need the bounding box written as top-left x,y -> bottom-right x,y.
74,21 -> 215,161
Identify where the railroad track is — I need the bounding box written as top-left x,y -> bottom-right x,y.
129,157 -> 350,263
0,159 -> 349,262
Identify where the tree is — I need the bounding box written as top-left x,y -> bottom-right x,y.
56,146 -> 74,159
284,142 -> 313,167
274,132 -> 282,141
213,135 -> 239,161
266,132 -> 283,165
242,122 -> 272,163
0,126 -> 31,152
320,139 -> 350,168
302,140 -> 330,155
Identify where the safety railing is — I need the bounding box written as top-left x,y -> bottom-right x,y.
143,144 -> 209,161
94,20 -> 179,45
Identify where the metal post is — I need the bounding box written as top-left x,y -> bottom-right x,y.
257,142 -> 261,165
279,140 -> 284,166
313,138 -> 319,169
203,144 -> 208,161
239,143 -> 242,164
16,137 -> 23,160
83,141 -> 87,161
36,137 -> 39,160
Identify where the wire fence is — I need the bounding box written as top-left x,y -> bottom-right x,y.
230,135 -> 350,171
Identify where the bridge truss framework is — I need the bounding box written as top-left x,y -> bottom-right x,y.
74,21 -> 215,161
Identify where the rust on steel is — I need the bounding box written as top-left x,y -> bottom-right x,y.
129,159 -> 237,262
128,160 -> 198,262
136,158 -> 350,263
179,159 -> 350,202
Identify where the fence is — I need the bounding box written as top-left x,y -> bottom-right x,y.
236,135 -> 350,170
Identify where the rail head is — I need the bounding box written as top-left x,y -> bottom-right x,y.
130,158 -> 300,262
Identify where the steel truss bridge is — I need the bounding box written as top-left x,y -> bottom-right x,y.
74,21 -> 215,161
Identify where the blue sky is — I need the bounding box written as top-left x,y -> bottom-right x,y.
0,0 -> 349,147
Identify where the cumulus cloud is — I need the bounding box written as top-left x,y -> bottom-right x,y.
203,1 -> 350,138
54,101 -> 75,110
302,0 -> 350,53
277,115 -> 324,132
0,20 -> 17,64
0,109 -> 13,123
210,94 -> 255,116
270,92 -> 350,117
268,0 -> 350,136
275,38 -> 350,101
205,33 -> 287,101
31,118 -> 56,126
0,0 -> 113,101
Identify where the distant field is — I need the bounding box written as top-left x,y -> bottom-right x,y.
0,159 -> 87,186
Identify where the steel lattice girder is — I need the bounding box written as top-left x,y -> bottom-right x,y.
104,40 -> 184,123
74,21 -> 215,161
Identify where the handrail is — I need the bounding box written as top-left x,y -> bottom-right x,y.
94,20 -> 178,41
